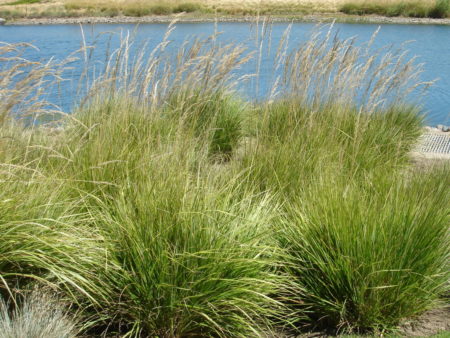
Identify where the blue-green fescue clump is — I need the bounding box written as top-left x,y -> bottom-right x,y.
0,291 -> 78,338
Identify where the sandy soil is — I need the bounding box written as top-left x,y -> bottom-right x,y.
274,306 -> 450,337
399,307 -> 450,337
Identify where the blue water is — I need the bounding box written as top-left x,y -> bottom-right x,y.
1,22 -> 449,125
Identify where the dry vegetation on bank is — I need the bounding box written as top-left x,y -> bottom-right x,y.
340,0 -> 450,18
0,0 -> 449,19
0,0 -> 337,19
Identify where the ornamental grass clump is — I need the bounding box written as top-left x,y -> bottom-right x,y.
48,26 -> 250,195
45,95 -> 288,336
29,28 -> 287,336
0,43 -> 111,305
87,161 -> 287,336
165,90 -> 246,159
0,22 -> 448,336
0,171 -> 112,306
49,89 -> 285,335
237,24 -> 449,332
241,26 -> 426,196
277,167 -> 450,331
241,102 -> 423,196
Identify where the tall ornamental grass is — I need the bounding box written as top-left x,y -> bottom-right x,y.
26,29 -> 288,336
89,164 -> 287,336
241,26 -> 426,195
0,171 -> 112,306
47,94 -> 288,336
237,24 -> 448,332
0,22 -> 448,336
241,103 -> 423,196
278,167 -> 450,331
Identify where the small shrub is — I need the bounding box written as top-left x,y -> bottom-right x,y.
429,0 -> 450,18
150,4 -> 173,15
340,3 -> 362,15
386,3 -> 406,16
99,6 -> 120,17
6,0 -> 41,5
122,6 -> 152,17
0,9 -> 21,19
173,2 -> 202,13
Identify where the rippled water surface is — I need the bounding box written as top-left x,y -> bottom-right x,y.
1,22 -> 449,124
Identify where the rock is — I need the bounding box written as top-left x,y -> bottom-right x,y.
436,124 -> 450,132
0,18 -> 6,26
424,126 -> 441,133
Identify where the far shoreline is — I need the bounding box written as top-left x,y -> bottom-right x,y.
3,13 -> 450,26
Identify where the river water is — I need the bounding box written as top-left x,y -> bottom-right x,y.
1,22 -> 449,125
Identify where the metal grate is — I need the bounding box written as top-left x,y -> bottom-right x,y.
416,133 -> 450,154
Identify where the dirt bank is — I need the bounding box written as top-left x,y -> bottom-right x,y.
3,13 -> 450,25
